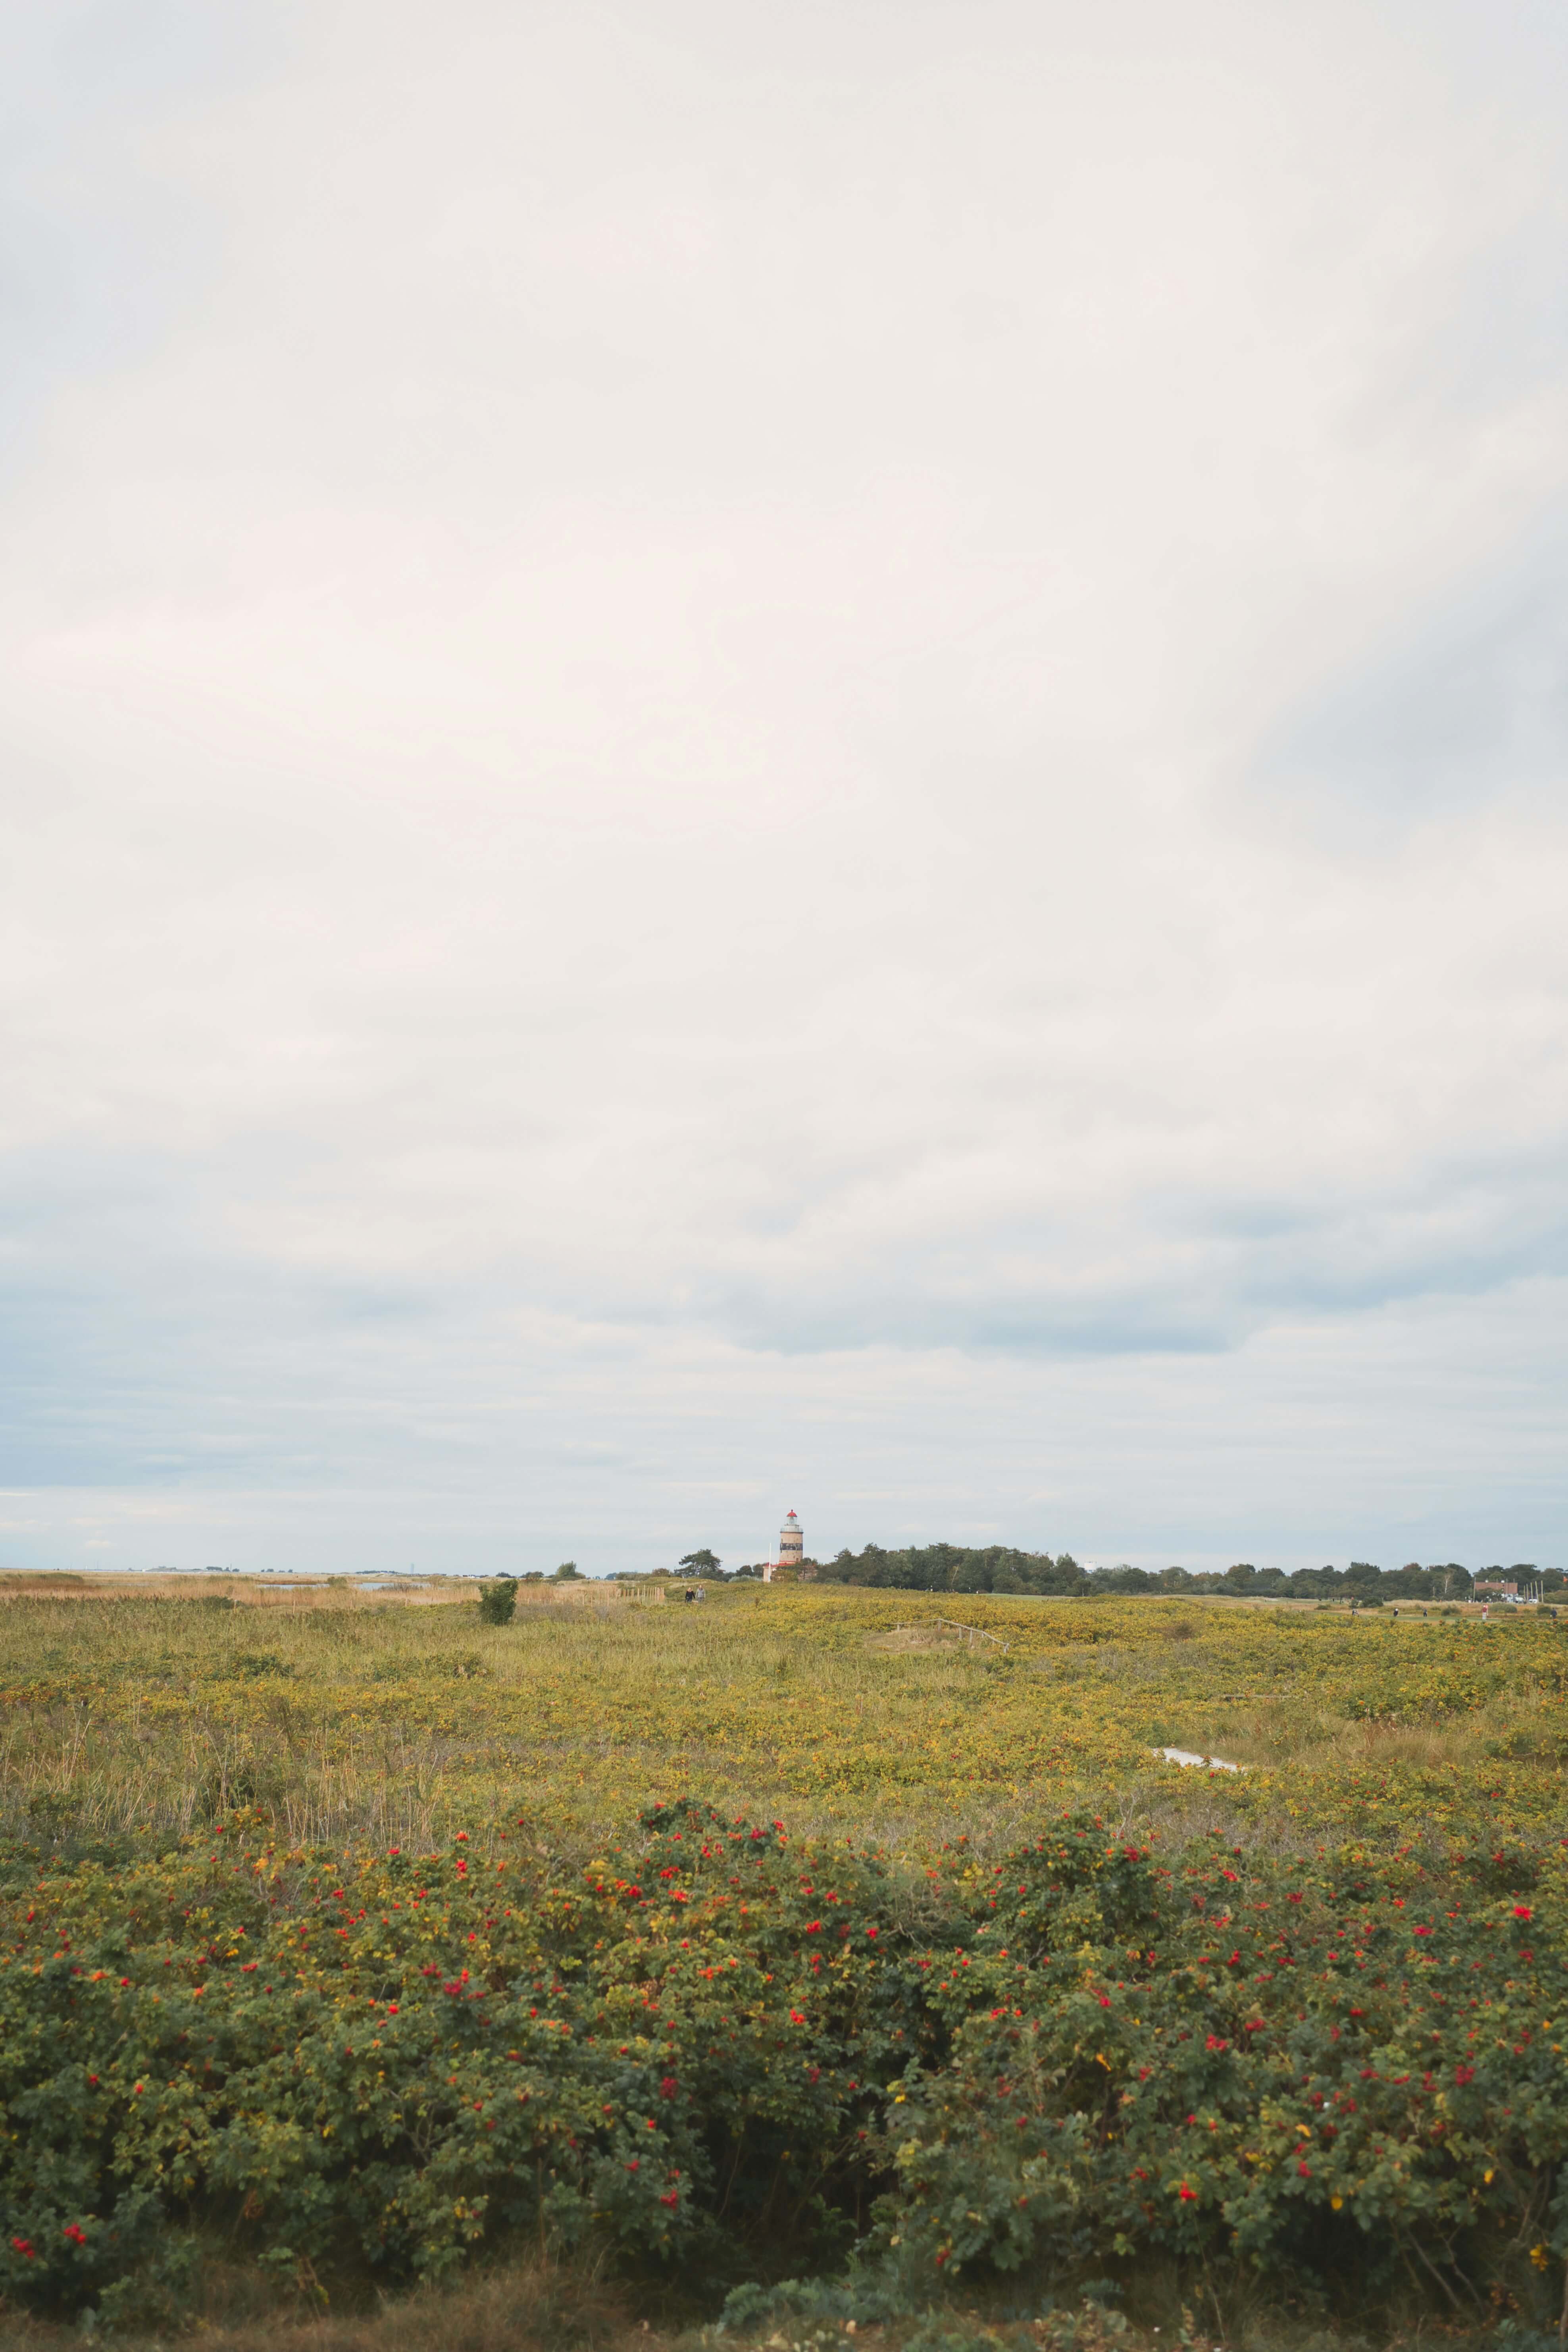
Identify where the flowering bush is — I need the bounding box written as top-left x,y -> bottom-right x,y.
2,1796 -> 1566,2327
877,1825 -> 1568,2296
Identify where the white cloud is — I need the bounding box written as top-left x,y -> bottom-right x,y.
3,0 -> 1568,1569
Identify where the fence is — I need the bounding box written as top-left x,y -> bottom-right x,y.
891,1616 -> 1009,1656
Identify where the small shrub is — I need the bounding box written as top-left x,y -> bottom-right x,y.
477,1578 -> 518,1626
24,1792 -> 80,1831
431,1648 -> 487,1680
228,1652 -> 294,1680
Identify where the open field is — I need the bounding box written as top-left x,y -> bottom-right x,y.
2,1580 -> 1565,1854
3,1585 -> 1567,2349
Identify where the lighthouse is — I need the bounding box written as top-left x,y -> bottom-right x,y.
764,1511 -> 804,1581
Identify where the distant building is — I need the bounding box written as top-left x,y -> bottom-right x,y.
1473,1575 -> 1541,1604
764,1511 -> 805,1583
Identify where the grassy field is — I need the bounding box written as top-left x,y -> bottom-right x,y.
3,1583 -> 1567,2352
3,1579 -> 1565,1858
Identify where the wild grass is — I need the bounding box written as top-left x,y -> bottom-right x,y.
0,2256 -> 632,2352
0,2251 -> 1449,2352
2,1583 -> 1564,1864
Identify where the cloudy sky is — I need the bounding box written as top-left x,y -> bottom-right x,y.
4,0 -> 1568,1575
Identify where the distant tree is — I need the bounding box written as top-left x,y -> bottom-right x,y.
1287,1564 -> 1344,1598
551,1562 -> 583,1582
679,1549 -> 722,1577
477,1577 -> 518,1626
822,1542 -> 1091,1598
1097,1564 -> 1158,1594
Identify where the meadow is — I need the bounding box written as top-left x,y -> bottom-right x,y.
5,1580 -> 1565,1856
3,1583 -> 1567,2350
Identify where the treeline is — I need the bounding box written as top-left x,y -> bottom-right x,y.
818,1544 -> 1562,1602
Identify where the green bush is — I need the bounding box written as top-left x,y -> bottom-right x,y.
2,1800 -> 1566,2328
476,1578 -> 518,1626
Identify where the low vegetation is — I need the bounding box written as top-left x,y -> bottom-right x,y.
2,1585 -> 1566,2349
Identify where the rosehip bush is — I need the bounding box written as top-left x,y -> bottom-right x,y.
1,1804 -> 1565,2327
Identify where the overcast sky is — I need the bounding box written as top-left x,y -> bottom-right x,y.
4,0 -> 1568,1575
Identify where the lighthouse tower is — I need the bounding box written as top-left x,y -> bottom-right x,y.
765,1510 -> 804,1581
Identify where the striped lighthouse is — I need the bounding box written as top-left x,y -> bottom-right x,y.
764,1511 -> 804,1581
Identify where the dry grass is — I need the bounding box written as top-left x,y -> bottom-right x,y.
0,2259 -> 634,2352
868,1625 -> 995,1654
0,1571 -> 484,1612
1178,1685 -> 1565,1784
0,2256 -> 1525,2352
